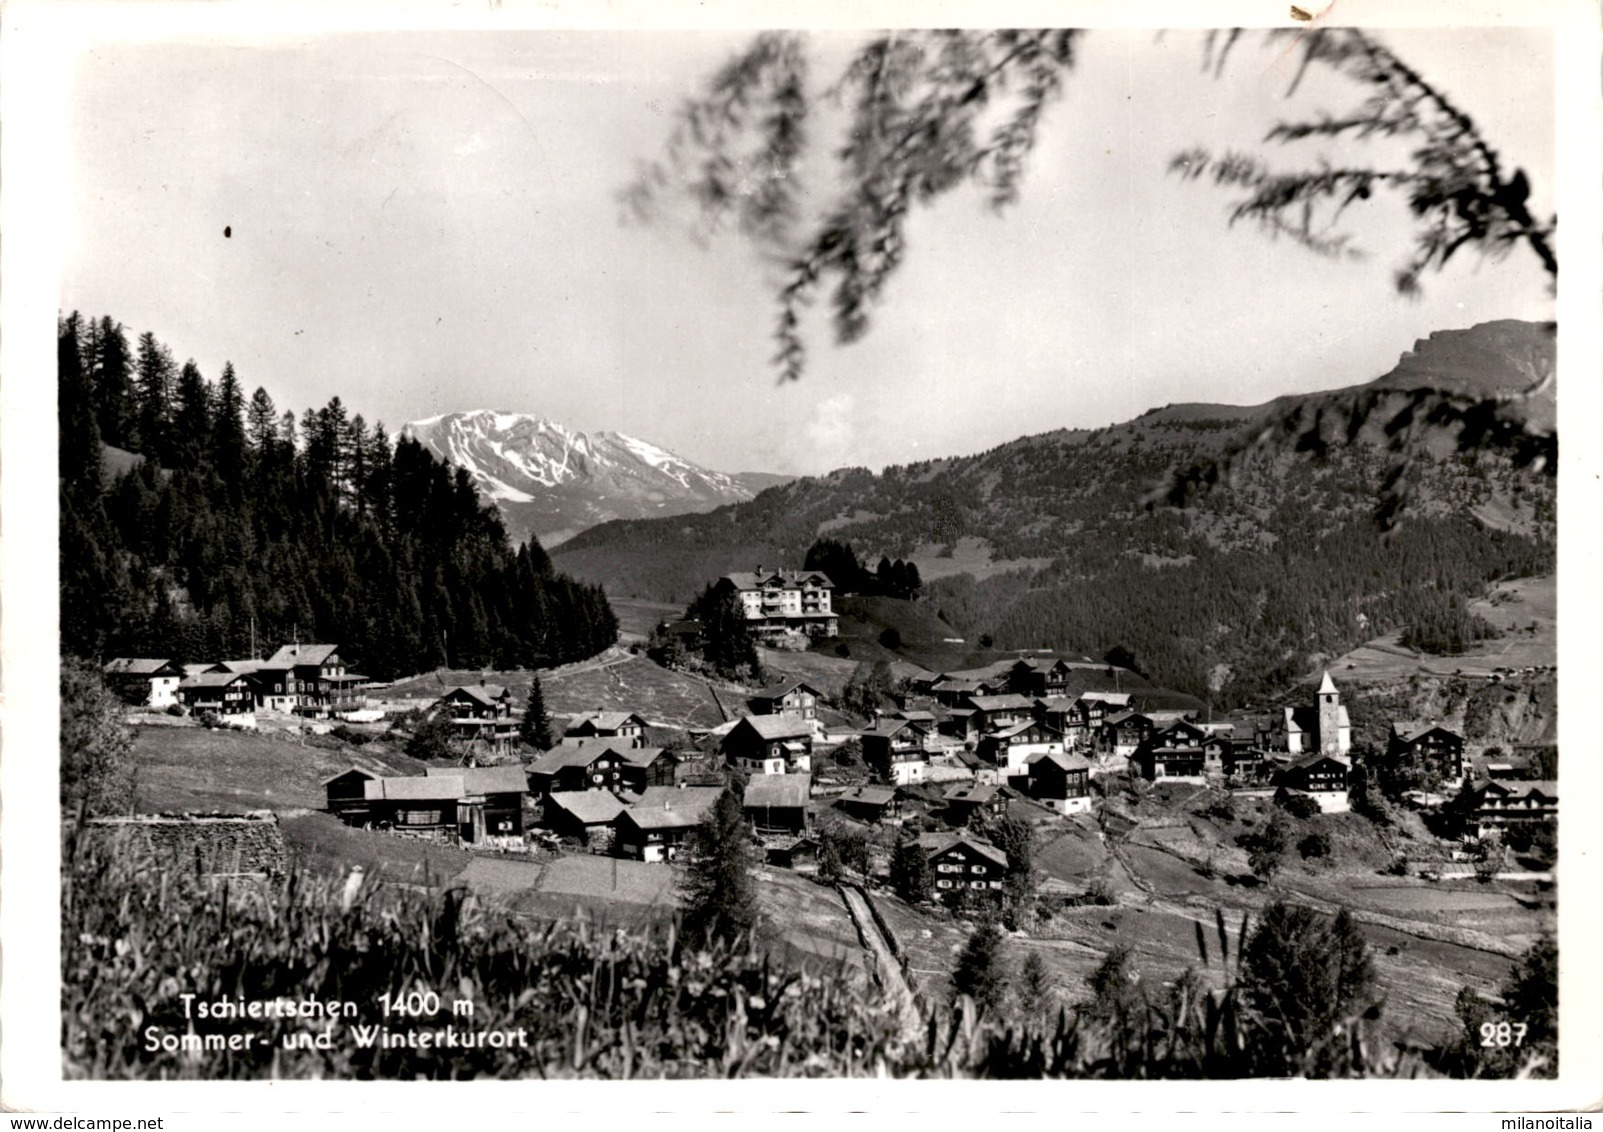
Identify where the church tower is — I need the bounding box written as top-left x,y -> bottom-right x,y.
1316,671 -> 1349,755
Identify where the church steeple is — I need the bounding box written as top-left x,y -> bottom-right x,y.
1317,670 -> 1345,755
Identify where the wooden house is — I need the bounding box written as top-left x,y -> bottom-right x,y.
528,745 -> 631,798
860,718 -> 930,785
543,790 -> 628,850
616,746 -> 680,793
1034,697 -> 1089,748
1105,711 -> 1156,758
721,714 -> 814,775
1459,778 -> 1557,839
1387,721 -> 1468,785
1132,742 -> 1208,783
1025,750 -> 1094,814
942,782 -> 1009,825
1076,692 -> 1129,733
177,672 -> 258,728
263,643 -> 361,717
562,710 -> 648,749
362,775 -> 464,839
965,693 -> 1035,735
434,684 -> 520,757
929,676 -> 1000,709
917,832 -> 1009,897
104,658 -> 184,709
747,678 -> 824,720
834,784 -> 901,823
1274,753 -> 1352,813
424,764 -> 528,842
977,719 -> 1064,774
322,766 -> 381,822
1007,657 -> 1074,699
742,774 -> 812,836
614,786 -> 726,862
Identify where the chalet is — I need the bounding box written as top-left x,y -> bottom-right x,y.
1105,711 -> 1157,758
362,775 -> 464,839
1132,743 -> 1207,783
616,746 -> 680,793
1076,691 -> 1130,731
1025,750 -> 1094,814
1151,719 -> 1209,748
966,693 -> 1035,734
1034,697 -> 1090,748
765,835 -> 819,871
528,746 -> 631,798
614,786 -> 726,862
917,832 -> 1009,895
1282,671 -> 1352,756
424,764 -> 529,843
543,790 -> 628,850
177,672 -> 258,727
562,710 -> 648,749
217,659 -> 296,712
1387,721 -> 1468,785
721,714 -> 814,775
1007,657 -> 1074,699
834,784 -> 901,823
263,643 -> 361,717
322,766 -> 380,821
747,678 -> 824,720
940,706 -> 981,742
977,719 -> 1064,775
943,782 -> 1009,825
1273,752 -> 1351,813
929,670 -> 1005,708
104,658 -> 185,708
1459,778 -> 1557,840
434,684 -> 520,757
860,718 -> 931,785
742,774 -> 812,836
715,567 -> 838,639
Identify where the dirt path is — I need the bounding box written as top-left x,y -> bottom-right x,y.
839,885 -> 923,1043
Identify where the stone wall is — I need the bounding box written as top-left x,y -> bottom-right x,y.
79,811 -> 288,882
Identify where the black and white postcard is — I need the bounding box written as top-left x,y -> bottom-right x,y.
3,0 -> 1600,1120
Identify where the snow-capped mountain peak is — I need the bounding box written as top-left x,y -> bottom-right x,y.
398,410 -> 785,547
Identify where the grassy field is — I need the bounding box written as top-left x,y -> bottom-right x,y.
610,598 -> 683,644
543,655 -> 728,729
131,725 -> 425,812
280,811 -> 473,886
907,536 -> 1055,583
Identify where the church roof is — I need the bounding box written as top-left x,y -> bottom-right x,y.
1318,671 -> 1338,695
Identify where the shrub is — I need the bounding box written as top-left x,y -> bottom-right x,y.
330,724 -> 372,746
61,656 -> 137,816
1297,832 -> 1331,860
1383,854 -> 1410,876
165,703 -> 185,718
878,626 -> 902,650
196,709 -> 222,730
1277,792 -> 1321,820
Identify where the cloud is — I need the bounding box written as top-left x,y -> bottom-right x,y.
799,393 -> 857,473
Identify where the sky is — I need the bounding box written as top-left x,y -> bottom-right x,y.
57,18 -> 1556,477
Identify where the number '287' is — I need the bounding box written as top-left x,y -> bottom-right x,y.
1480,1021 -> 1529,1047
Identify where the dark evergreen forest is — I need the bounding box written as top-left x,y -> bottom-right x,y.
58,313 -> 617,678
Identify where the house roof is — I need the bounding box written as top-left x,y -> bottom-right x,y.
742,774 -> 812,810
105,658 -> 179,676
1477,779 -> 1557,801
967,694 -> 1034,712
621,786 -> 726,830
1105,710 -> 1150,728
444,684 -> 511,706
266,643 -> 341,667
1028,750 -> 1091,772
863,718 -> 925,739
944,782 -> 1001,805
214,659 -> 268,674
319,765 -> 379,787
892,709 -> 937,723
530,745 -> 631,776
1390,720 -> 1461,743
839,784 -> 897,806
1035,696 -> 1081,714
565,711 -> 647,734
729,714 -> 813,741
1079,692 -> 1130,707
612,745 -> 672,768
365,776 -> 464,801
750,678 -> 821,701
719,569 -> 835,591
1284,752 -> 1352,773
179,672 -> 252,689
915,831 -> 1009,870
545,790 -> 629,825
986,720 -> 1057,741
422,764 -> 528,794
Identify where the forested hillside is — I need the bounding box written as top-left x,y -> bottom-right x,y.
554,321 -> 1555,709
58,313 -> 617,677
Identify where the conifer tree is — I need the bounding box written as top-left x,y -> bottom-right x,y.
89,316 -> 135,449
518,676 -> 553,750
134,331 -> 176,462
952,914 -> 1009,1012
890,838 -> 933,904
680,787 -> 759,947
245,387 -> 278,455
172,360 -> 212,468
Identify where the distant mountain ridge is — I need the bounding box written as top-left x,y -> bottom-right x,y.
398,411 -> 790,547
550,319 -> 1555,708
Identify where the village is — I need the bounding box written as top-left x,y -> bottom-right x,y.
102,566 -> 1558,908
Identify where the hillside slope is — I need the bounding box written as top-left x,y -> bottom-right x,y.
554,321 -> 1555,708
